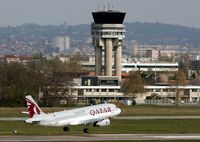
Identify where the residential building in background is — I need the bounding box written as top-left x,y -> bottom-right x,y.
53,36 -> 70,54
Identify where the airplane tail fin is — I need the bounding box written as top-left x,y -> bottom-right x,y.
25,95 -> 44,118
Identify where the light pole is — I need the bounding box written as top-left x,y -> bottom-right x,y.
154,60 -> 157,84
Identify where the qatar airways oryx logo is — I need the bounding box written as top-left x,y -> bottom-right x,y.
90,107 -> 112,116
26,98 -> 41,118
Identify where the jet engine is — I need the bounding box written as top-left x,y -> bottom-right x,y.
93,118 -> 110,127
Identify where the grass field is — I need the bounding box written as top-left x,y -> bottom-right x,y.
121,105 -> 200,116
69,141 -> 200,142
1,119 -> 200,135
64,141 -> 200,142
1,106 -> 200,141
1,105 -> 200,117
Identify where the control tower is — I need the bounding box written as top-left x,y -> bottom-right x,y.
91,9 -> 126,81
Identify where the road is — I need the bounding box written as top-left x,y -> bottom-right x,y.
0,134 -> 200,141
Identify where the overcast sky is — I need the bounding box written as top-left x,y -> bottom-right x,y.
0,0 -> 199,28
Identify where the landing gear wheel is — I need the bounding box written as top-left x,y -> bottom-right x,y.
93,122 -> 99,127
83,128 -> 90,134
63,127 -> 70,131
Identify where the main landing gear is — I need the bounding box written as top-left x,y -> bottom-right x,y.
63,126 -> 70,131
83,128 -> 90,134
63,127 -> 90,134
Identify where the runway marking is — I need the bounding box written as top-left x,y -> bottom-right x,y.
150,135 -> 200,140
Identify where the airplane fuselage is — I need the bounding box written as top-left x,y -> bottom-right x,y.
25,103 -> 121,127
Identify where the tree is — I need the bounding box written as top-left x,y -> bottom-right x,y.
172,70 -> 187,106
191,78 -> 200,85
122,71 -> 146,98
177,53 -> 190,76
0,62 -> 44,106
0,54 -> 83,107
158,55 -> 174,62
36,55 -> 82,107
62,84 -> 76,107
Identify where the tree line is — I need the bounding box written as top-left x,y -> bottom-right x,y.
0,54 -> 82,107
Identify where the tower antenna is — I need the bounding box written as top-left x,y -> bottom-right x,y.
111,3 -> 114,10
103,4 -> 106,11
108,1 -> 111,11
97,4 -> 100,11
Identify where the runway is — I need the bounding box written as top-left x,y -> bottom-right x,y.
0,134 -> 200,141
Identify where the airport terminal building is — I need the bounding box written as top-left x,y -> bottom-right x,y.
38,9 -> 200,105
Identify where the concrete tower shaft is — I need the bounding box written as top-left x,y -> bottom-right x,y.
105,38 -> 113,76
95,45 -> 102,75
115,42 -> 122,77
92,11 -> 126,80
92,23 -> 125,79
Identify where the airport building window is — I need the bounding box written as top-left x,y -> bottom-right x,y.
170,89 -> 175,92
86,89 -> 92,92
192,89 -> 198,92
163,89 -> 168,92
156,89 -> 161,92
147,89 -> 154,92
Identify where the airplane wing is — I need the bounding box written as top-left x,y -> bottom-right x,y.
0,117 -> 28,121
42,115 -> 101,126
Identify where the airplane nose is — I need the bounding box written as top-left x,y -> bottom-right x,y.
117,107 -> 121,115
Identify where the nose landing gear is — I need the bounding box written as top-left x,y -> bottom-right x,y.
63,127 -> 70,131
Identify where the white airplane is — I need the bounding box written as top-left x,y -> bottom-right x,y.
23,95 -> 121,133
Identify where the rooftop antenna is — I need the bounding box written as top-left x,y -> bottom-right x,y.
117,0 -> 124,11
97,4 -> 100,11
111,3 -> 114,10
103,4 -> 106,11
108,2 -> 111,11
108,0 -> 116,11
